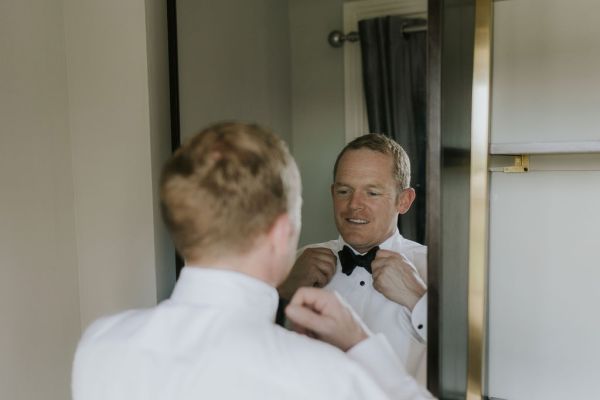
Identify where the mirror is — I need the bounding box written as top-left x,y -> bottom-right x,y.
170,0 -> 428,247
169,0 -> 433,391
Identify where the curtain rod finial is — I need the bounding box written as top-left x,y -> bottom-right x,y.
328,30 -> 359,48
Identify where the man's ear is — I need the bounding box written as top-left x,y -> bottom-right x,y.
396,188 -> 416,214
268,213 -> 293,256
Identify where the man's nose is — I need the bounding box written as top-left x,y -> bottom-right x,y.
348,192 -> 364,210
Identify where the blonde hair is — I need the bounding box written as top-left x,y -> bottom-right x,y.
333,133 -> 411,190
160,122 -> 300,261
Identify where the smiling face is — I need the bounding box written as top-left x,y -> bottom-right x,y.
331,148 -> 414,254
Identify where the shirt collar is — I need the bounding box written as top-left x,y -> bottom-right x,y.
338,228 -> 403,255
170,266 -> 279,322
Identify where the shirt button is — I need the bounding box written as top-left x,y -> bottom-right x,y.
418,324 -> 424,330
359,281 -> 365,286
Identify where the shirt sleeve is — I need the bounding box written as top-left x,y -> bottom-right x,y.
347,333 -> 435,399
411,294 -> 427,342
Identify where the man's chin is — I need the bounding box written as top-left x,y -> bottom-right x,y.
340,233 -> 371,249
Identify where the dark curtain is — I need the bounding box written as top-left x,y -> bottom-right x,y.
358,16 -> 427,244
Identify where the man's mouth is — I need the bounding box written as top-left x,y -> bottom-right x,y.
345,218 -> 369,225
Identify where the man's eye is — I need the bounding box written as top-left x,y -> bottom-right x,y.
336,190 -> 349,195
368,192 -> 380,196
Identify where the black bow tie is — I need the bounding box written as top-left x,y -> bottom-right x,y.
338,245 -> 380,276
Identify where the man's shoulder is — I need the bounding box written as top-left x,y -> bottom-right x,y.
78,308 -> 152,349
72,307 -> 155,392
395,234 -> 427,255
393,234 -> 427,281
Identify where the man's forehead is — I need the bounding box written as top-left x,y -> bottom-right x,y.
341,147 -> 391,161
336,149 -> 394,178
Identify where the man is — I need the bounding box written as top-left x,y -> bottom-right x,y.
279,133 -> 428,383
71,123 -> 433,399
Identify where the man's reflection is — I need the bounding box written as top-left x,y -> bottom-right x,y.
279,133 -> 428,383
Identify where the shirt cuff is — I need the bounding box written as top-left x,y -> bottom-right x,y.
411,293 -> 427,342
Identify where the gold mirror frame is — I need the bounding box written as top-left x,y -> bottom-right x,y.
467,0 -> 492,399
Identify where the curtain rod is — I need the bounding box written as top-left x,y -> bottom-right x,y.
328,24 -> 427,48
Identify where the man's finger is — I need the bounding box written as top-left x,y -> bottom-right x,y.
371,265 -> 383,281
370,257 -> 386,273
374,249 -> 400,258
304,247 -> 336,259
288,318 -> 310,336
312,270 -> 327,288
372,277 -> 381,292
289,286 -> 327,306
315,259 -> 336,281
285,304 -> 326,334
375,249 -> 411,264
308,251 -> 337,268
375,249 -> 408,263
308,247 -> 336,255
373,251 -> 416,274
301,248 -> 336,279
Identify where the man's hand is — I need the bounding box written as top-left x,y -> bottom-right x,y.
285,287 -> 368,351
371,249 -> 427,311
278,247 -> 337,300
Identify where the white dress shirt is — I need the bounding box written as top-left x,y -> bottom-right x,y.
72,267 -> 432,400
301,229 -> 428,384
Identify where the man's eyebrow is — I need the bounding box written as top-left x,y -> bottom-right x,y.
334,182 -> 386,190
366,183 -> 384,188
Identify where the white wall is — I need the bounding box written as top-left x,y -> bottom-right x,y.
0,2 -> 81,398
289,0 -> 345,246
63,0 -> 173,329
491,0 -> 600,145
488,166 -> 600,400
0,1 -> 174,398
175,0 -> 345,247
176,0 -> 292,145
488,0 -> 600,398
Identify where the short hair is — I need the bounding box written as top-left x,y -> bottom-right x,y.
160,122 -> 300,261
333,133 -> 411,190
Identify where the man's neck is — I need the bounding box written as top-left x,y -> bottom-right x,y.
186,249 -> 278,288
343,229 -> 397,254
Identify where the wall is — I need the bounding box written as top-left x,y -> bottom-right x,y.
289,0 -> 344,246
175,0 -> 344,247
63,0 -> 172,329
0,1 -> 173,398
488,165 -> 600,400
176,0 -> 292,145
491,0 -> 600,145
0,1 -> 81,399
487,0 -> 600,398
